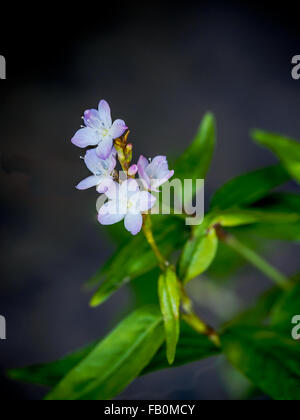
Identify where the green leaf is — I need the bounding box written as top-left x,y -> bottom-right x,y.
142,321 -> 221,374
226,194 -> 300,242
174,112 -> 216,205
270,283 -> 300,332
158,266 -> 180,364
179,222 -> 218,283
130,268 -> 160,306
45,305 -> 164,400
214,209 -> 298,227
90,216 -> 188,307
9,321 -> 220,389
178,201 -> 297,284
252,130 -> 300,184
222,326 -> 300,400
210,165 -> 290,210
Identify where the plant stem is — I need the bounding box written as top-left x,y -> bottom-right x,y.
142,215 -> 220,347
142,214 -> 169,270
179,283 -> 221,347
114,132 -> 132,176
182,312 -> 221,347
217,227 -> 291,290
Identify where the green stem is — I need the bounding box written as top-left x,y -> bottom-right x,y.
143,215 -> 220,347
179,283 -> 221,347
182,312 -> 221,347
223,232 -> 290,290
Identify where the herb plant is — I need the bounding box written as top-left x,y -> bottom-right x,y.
8,100 -> 300,400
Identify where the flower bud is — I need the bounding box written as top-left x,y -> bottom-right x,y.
128,164 -> 138,176
124,143 -> 133,163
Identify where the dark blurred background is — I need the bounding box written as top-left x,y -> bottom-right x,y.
0,1 -> 299,400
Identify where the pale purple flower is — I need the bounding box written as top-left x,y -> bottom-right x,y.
71,100 -> 127,159
128,164 -> 138,176
76,148 -> 116,194
137,155 -> 174,192
98,179 -> 156,235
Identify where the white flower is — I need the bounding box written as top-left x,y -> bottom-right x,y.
76,148 -> 116,194
98,179 -> 156,235
137,155 -> 174,191
71,100 -> 127,159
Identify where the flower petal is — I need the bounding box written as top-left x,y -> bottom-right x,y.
76,175 -> 100,190
96,136 -> 113,159
98,201 -> 124,225
107,152 -> 117,173
96,177 -> 115,194
120,178 -> 140,198
109,119 -> 128,139
98,100 -> 112,128
137,155 -> 151,189
146,156 -> 167,178
105,181 -> 120,200
84,148 -> 116,176
124,213 -> 143,235
71,127 -> 99,148
83,109 -> 101,129
137,155 -> 149,171
150,169 -> 174,191
84,148 -> 104,175
137,191 -> 156,212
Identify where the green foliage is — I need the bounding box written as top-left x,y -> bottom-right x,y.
222,326 -> 300,400
270,283 -> 300,332
179,224 -> 218,283
9,116 -> 300,401
252,130 -> 300,184
90,216 -> 188,307
210,165 -> 290,210
213,208 -> 298,227
130,268 -> 160,306
142,321 -> 221,374
234,193 -> 300,242
174,112 -> 216,206
8,321 -> 220,390
46,306 -> 164,400
103,222 -> 133,246
158,266 -> 180,364
178,205 -> 297,284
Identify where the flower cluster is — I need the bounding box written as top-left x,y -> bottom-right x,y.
72,100 -> 174,235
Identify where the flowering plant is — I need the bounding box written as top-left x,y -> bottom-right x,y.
9,100 -> 300,400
